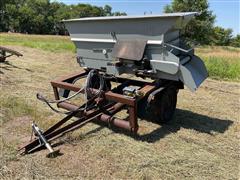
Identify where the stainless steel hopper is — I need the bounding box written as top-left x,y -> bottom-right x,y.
63,12 -> 207,91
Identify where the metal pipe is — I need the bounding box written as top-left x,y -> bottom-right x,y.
32,123 -> 54,152
99,114 -> 131,131
58,102 -> 133,132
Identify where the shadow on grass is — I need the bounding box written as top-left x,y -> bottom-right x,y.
26,108 -> 234,155
53,108 -> 234,145
107,108 -> 234,143
0,61 -> 33,73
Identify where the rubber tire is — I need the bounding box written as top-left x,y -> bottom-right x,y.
137,87 -> 178,124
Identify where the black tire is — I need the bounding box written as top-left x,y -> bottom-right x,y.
137,86 -> 178,124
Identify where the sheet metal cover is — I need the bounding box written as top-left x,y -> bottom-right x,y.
112,40 -> 147,61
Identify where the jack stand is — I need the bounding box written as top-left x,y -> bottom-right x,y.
32,123 -> 60,158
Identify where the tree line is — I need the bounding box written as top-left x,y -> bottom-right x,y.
0,0 -> 126,35
0,0 -> 239,47
164,0 -> 239,47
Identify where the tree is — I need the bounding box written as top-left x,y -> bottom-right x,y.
164,0 -> 215,45
103,5 -> 112,16
0,0 -> 18,32
103,5 -> 127,16
0,1 -> 126,34
231,35 -> 240,47
112,11 -> 127,16
212,26 -> 233,46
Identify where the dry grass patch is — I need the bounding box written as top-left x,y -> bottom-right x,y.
0,45 -> 239,179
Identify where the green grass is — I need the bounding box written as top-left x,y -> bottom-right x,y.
0,33 -> 75,52
1,33 -> 240,81
1,96 -> 38,122
196,46 -> 240,81
203,56 -> 240,81
0,95 -> 52,124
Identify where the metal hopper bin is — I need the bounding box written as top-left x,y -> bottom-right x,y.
20,12 -> 208,156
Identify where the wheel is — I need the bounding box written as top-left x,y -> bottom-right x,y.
137,86 -> 178,123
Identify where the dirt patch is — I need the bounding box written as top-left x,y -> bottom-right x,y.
1,46 -> 239,179
2,116 -> 32,143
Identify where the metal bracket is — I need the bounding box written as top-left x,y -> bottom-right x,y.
32,123 -> 60,158
112,39 -> 147,61
164,43 -> 193,53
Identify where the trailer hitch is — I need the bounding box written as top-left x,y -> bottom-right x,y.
19,71 -> 158,156
32,123 -> 60,158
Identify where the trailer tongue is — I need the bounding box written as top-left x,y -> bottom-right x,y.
20,12 -> 208,156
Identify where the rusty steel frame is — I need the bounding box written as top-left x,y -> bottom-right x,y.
19,70 -> 157,154
20,102 -> 117,154
51,70 -> 157,133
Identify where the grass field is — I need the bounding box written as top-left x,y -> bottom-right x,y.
195,46 -> 240,81
0,33 -> 75,52
0,34 -> 240,179
1,33 -> 240,81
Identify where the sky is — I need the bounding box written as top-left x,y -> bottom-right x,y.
54,0 -> 240,36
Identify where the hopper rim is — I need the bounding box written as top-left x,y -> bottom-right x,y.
62,12 -> 198,22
